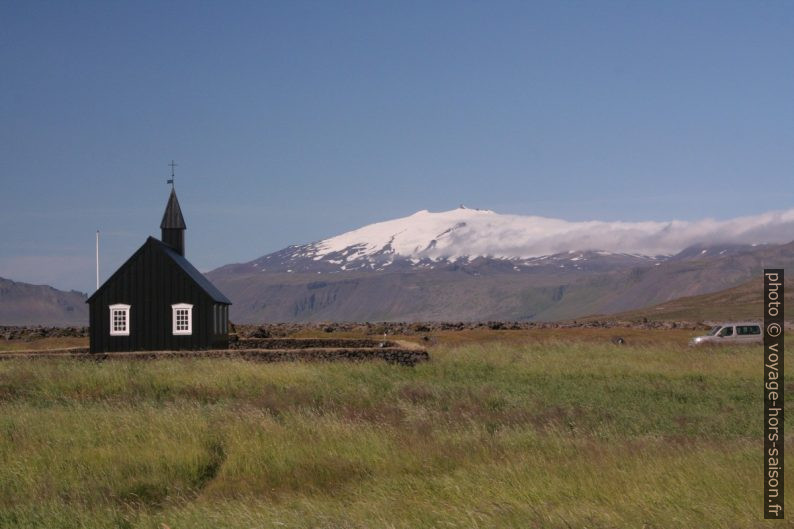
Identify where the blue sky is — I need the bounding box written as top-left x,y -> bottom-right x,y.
1,1 -> 793,293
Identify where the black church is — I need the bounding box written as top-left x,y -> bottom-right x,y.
87,187 -> 231,353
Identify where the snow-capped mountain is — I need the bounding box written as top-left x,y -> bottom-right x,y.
207,206 -> 794,323
234,206 -> 794,273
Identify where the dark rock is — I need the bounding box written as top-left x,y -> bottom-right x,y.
250,326 -> 271,338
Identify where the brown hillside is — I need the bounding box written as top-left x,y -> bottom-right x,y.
0,277 -> 88,326
590,277 -> 793,322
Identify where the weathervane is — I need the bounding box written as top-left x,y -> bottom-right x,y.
167,160 -> 177,189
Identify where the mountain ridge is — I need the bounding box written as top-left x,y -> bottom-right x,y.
0,277 -> 88,326
214,206 -> 794,276
208,237 -> 794,323
206,206 -> 794,323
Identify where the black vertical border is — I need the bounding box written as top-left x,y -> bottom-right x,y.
764,269 -> 784,519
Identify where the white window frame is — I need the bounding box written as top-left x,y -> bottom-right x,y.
172,303 -> 193,335
109,304 -> 130,336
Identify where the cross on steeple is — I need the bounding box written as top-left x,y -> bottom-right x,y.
167,160 -> 178,189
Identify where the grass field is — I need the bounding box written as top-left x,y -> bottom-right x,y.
0,330 -> 788,528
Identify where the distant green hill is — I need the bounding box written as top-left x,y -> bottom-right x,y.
589,277 -> 794,322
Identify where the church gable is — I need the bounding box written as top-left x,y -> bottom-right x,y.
88,237 -> 227,306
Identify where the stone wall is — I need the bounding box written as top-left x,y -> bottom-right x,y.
231,338 -> 397,349
234,320 -> 715,337
2,320 -> 717,342
1,326 -> 88,341
0,347 -> 429,367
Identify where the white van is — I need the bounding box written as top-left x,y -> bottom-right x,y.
689,322 -> 762,346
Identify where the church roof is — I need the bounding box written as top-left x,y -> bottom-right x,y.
87,237 -> 231,304
160,188 -> 186,230
158,239 -> 231,304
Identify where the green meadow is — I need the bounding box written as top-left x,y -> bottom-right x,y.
0,335 -> 787,528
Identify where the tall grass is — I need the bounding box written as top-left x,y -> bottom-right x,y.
0,339 -> 787,528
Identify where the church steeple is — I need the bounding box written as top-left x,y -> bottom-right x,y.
160,187 -> 186,256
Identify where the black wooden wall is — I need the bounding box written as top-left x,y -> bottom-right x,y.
88,238 -> 228,352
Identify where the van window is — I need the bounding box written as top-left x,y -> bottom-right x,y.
736,325 -> 761,335
719,326 -> 734,337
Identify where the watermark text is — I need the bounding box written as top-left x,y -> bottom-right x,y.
765,269 -> 784,519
